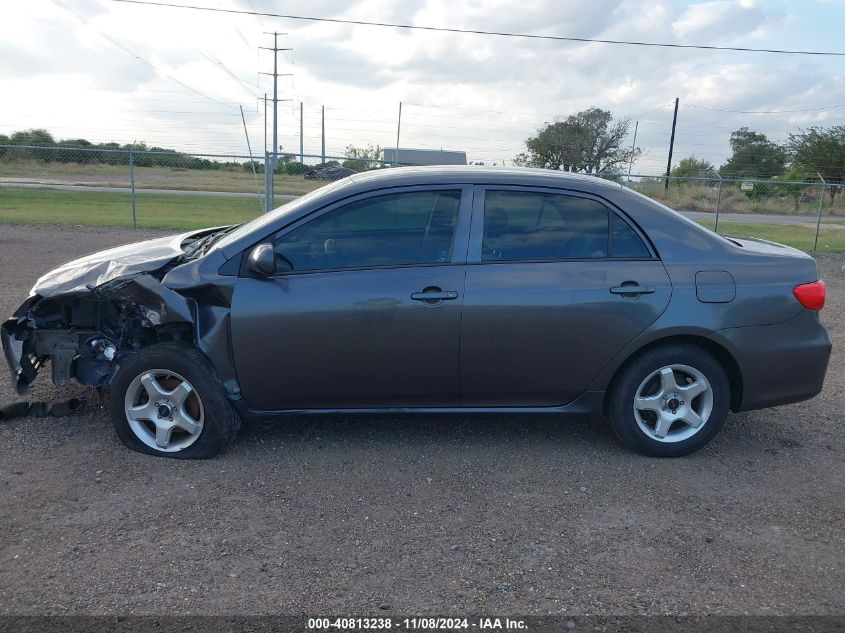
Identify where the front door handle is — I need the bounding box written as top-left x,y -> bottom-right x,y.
610,284 -> 655,296
411,288 -> 459,302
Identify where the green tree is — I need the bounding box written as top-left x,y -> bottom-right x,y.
515,107 -> 638,174
773,170 -> 811,211
9,128 -> 55,146
671,156 -> 718,178
719,127 -> 786,179
343,143 -> 383,170
788,126 -> 845,204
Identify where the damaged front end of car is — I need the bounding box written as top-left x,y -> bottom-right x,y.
2,274 -> 197,396
1,227 -> 241,398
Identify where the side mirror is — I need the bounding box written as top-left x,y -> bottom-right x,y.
246,243 -> 276,276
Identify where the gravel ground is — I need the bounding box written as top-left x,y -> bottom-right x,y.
0,224 -> 842,616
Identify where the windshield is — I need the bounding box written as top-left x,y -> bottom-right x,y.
213,179 -> 350,251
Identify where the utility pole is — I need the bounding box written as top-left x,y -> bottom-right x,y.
395,101 -> 402,167
259,94 -> 289,211
299,101 -> 304,163
626,120 -> 638,184
259,32 -> 292,210
321,105 -> 326,164
665,97 -> 679,191
262,93 -> 268,212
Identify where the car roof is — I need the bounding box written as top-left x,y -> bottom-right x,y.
347,165 -> 624,193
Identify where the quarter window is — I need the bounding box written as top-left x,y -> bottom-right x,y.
275,190 -> 461,272
611,215 -> 651,258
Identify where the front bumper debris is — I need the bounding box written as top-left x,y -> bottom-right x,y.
1,274 -> 196,396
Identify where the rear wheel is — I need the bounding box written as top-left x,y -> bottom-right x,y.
607,344 -> 730,457
110,343 -> 241,458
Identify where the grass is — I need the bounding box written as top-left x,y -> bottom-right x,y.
2,186 -> 845,252
640,182 -> 845,218
694,221 -> 845,253
0,186 -> 264,230
0,160 -> 325,196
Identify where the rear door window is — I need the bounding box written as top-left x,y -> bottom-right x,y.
482,190 -> 609,261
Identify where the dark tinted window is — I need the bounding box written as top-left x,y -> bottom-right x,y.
482,191 -> 608,261
611,216 -> 651,258
275,190 -> 461,272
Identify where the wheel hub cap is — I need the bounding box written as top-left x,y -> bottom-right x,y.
632,364 -> 714,443
124,369 -> 204,452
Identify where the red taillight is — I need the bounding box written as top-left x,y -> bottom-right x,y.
793,280 -> 826,311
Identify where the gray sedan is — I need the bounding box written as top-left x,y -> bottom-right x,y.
1,166 -> 831,458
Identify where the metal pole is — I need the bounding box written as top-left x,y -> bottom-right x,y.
813,173 -> 826,252
240,105 -> 264,213
259,33 -> 292,207
299,101 -> 304,163
714,174 -> 723,233
665,97 -> 679,192
395,101 -> 402,167
270,32 -> 278,210
321,105 -> 325,164
263,92 -> 267,159
264,151 -> 271,212
129,143 -> 137,229
626,120 -> 638,185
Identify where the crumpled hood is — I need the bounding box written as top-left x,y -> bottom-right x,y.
32,230 -> 199,298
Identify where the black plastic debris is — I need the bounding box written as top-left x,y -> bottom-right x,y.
0,397 -> 87,422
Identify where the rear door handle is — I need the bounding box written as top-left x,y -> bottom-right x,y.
411,290 -> 459,301
610,285 -> 655,296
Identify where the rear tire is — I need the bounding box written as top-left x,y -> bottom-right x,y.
110,343 -> 241,458
606,343 -> 730,457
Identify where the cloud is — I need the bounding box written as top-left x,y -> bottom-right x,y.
671,1 -> 783,42
0,0 -> 843,171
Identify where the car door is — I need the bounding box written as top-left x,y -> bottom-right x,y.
460,186 -> 671,407
230,186 -> 472,410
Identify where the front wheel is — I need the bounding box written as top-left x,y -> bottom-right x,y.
110,343 -> 241,458
606,344 -> 731,457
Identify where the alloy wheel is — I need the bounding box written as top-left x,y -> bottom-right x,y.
124,369 -> 205,452
632,364 -> 714,443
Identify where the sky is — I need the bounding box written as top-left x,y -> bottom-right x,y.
1,0 -> 844,174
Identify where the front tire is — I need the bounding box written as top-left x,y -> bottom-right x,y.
110,343 -> 241,458
606,343 -> 730,457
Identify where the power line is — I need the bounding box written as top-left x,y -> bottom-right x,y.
198,50 -> 258,98
685,103 -> 845,114
107,0 -> 845,57
51,0 -> 237,108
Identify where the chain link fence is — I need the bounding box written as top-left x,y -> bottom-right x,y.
607,174 -> 845,252
1,143 -> 843,251
0,144 -> 392,230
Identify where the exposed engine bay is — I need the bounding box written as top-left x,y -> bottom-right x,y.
2,274 -> 196,395
1,226 -> 237,397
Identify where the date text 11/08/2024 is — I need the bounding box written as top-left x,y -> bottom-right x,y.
307,618 -> 527,630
